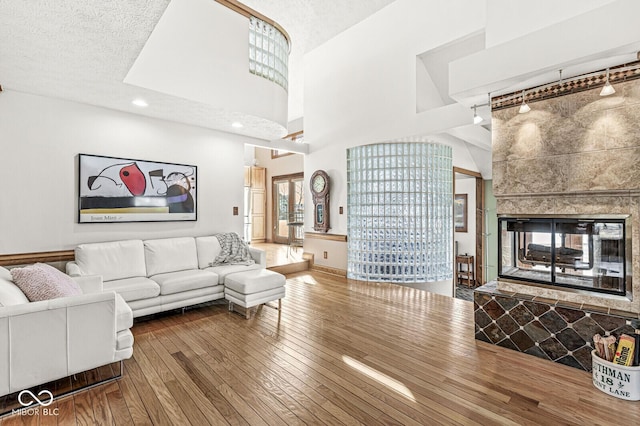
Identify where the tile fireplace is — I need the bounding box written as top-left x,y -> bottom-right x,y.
474,69 -> 640,371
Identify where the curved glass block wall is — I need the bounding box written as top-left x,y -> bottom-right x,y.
249,16 -> 289,91
347,142 -> 453,283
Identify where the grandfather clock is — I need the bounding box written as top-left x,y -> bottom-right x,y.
310,170 -> 330,232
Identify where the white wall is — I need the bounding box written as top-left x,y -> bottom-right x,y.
305,0 -> 486,150
304,0 -> 486,235
415,59 -> 444,113
450,0 -> 640,101
243,145 -> 256,167
454,177 -> 476,258
254,147 -> 304,241
303,0 -> 486,282
0,91 -> 255,254
485,0 -> 615,48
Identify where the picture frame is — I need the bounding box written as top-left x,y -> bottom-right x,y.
78,154 -> 197,223
454,194 -> 468,232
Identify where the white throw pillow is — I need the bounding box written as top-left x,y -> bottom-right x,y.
10,263 -> 81,302
195,236 -> 223,269
0,265 -> 12,281
0,276 -> 29,307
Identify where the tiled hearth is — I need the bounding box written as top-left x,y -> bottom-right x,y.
474,282 -> 639,371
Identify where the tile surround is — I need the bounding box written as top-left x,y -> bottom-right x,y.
492,78 -> 640,314
475,282 -> 639,371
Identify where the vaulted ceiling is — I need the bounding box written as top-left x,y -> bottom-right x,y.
0,0 -> 395,140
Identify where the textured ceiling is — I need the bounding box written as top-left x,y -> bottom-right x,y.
0,0 -> 396,141
241,0 -> 396,53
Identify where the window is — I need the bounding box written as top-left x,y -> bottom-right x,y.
249,16 -> 289,91
347,143 -> 453,283
271,149 -> 293,159
272,174 -> 304,245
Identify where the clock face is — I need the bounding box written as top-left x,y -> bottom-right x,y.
313,175 -> 326,193
311,170 -> 330,232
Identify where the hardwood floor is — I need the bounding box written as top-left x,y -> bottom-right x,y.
2,271 -> 638,425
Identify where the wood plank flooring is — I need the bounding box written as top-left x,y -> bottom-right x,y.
2,271 -> 638,425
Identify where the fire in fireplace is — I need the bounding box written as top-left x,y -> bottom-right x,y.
498,216 -> 631,296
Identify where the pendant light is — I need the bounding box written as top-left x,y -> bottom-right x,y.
518,90 -> 530,114
473,105 -> 483,124
600,68 -> 616,96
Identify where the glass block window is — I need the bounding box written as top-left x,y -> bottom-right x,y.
347,143 -> 453,283
249,16 -> 289,91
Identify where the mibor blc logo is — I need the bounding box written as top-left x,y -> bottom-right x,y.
19,390 -> 53,407
12,389 -> 59,417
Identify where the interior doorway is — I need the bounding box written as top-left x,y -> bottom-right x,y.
272,173 -> 304,245
453,167 -> 484,300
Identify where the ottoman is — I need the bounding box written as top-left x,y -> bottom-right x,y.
224,269 -> 286,319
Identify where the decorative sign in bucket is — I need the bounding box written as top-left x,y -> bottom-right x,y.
592,350 -> 640,400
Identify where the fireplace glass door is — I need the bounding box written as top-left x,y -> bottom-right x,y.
499,217 -> 627,295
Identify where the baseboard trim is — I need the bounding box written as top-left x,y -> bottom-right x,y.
311,264 -> 347,277
304,233 -> 347,242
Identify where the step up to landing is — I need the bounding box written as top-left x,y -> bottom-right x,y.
268,260 -> 309,275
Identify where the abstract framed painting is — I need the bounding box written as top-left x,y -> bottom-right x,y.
78,154 -> 197,223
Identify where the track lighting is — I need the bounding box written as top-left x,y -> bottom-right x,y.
472,105 -> 483,124
600,68 -> 615,96
493,63 -> 639,113
518,90 -> 530,114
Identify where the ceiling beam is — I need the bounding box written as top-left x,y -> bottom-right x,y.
449,0 -> 640,105
445,125 -> 491,151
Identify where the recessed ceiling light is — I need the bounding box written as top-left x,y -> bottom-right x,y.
132,98 -> 148,108
231,122 -> 243,128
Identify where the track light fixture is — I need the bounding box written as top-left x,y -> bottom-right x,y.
472,105 -> 483,124
492,63 -> 640,113
558,69 -> 563,86
600,68 -> 616,96
518,90 -> 530,114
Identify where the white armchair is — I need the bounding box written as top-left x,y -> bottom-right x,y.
0,267 -> 133,398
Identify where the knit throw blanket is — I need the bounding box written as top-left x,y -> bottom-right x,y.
209,232 -> 255,267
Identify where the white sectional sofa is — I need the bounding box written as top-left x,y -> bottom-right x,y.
0,234 -> 282,398
66,235 -> 266,318
0,266 -> 133,398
